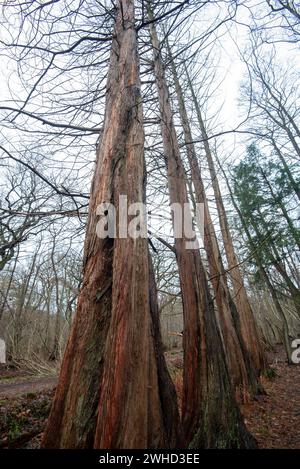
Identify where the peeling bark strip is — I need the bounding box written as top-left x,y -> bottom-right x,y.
42,0 -> 178,449
149,12 -> 256,448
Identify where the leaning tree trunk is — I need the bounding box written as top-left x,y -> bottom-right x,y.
186,68 -> 266,377
168,51 -> 261,395
149,15 -> 256,448
42,0 -> 178,449
218,157 -> 292,364
247,206 -> 300,320
148,251 -> 180,448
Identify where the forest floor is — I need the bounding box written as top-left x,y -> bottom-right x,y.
0,375 -> 57,398
241,346 -> 300,448
0,345 -> 299,449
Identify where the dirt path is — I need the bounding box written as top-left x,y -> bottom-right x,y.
0,346 -> 299,448
0,376 -> 57,398
241,346 -> 300,449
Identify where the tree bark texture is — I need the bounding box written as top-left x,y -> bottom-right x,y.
170,55 -> 261,394
149,16 -> 256,448
186,69 -> 266,377
42,0 -> 178,449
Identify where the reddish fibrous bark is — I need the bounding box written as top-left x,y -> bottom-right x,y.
42,0 -> 178,449
149,16 -> 256,448
166,55 -> 262,395
185,68 -> 267,378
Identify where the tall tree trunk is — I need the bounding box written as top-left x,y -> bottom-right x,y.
185,68 -> 266,377
49,243 -> 61,361
217,156 -> 292,363
0,245 -> 19,323
271,257 -> 300,319
42,0 -> 178,449
149,14 -> 256,448
169,51 -> 262,393
248,207 -> 300,319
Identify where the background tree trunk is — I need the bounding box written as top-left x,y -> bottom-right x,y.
217,156 -> 292,363
168,52 -> 261,395
149,15 -> 256,448
186,69 -> 266,377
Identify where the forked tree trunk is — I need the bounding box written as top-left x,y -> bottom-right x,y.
42,0 -> 178,449
186,69 -> 266,377
149,15 -> 256,448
